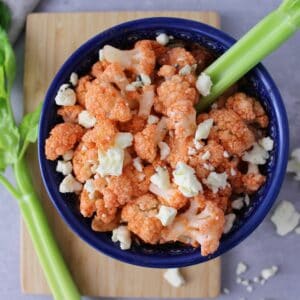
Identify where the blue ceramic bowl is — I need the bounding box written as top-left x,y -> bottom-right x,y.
38,17 -> 289,268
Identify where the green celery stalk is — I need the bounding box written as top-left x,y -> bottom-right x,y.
0,10 -> 81,300
197,0 -> 300,112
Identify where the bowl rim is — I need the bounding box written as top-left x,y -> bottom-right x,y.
38,17 -> 289,268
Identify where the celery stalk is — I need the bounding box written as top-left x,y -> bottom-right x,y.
0,11 -> 81,300
14,159 -> 81,300
196,0 -> 300,112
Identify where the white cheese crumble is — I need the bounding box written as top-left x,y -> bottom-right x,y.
194,139 -> 203,150
195,119 -> 214,141
242,143 -> 269,165
173,162 -> 203,197
99,49 -> 105,61
163,268 -> 185,288
236,262 -> 248,275
112,226 -> 132,250
188,147 -> 197,156
287,147 -> 300,180
69,72 -> 78,86
84,179 -> 95,199
55,84 -> 76,106
246,285 -> 253,293
259,136 -> 274,151
223,213 -> 236,234
156,33 -> 169,45
201,150 -> 211,160
203,163 -> 214,171
78,110 -> 96,128
179,64 -> 192,76
63,150 -> 74,161
114,132 -> 133,149
133,157 -> 143,172
140,73 -> 151,86
96,147 -> 124,177
59,174 -> 82,193
56,160 -> 73,176
196,72 -> 213,96
156,205 -> 177,226
223,288 -> 230,295
232,198 -> 244,210
261,266 -> 278,280
204,171 -> 228,193
150,166 -> 171,191
244,194 -> 250,206
147,114 -> 159,124
125,83 -> 136,91
230,167 -> 237,176
270,200 -> 300,236
158,142 -> 170,160
223,151 -> 229,158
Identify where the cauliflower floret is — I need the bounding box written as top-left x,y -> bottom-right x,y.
134,118 -> 168,163
226,93 -> 269,128
156,75 -> 197,114
45,123 -> 84,160
157,65 -> 177,79
121,194 -> 163,244
82,118 -> 117,152
103,40 -> 156,76
92,213 -> 120,232
167,100 -> 197,139
72,142 -> 98,182
161,200 -> 225,256
99,62 -> 130,92
241,163 -> 266,193
79,189 -> 97,217
138,85 -> 155,117
85,80 -> 131,122
75,75 -> 92,107
103,173 -> 133,206
119,115 -> 146,134
209,108 -> 255,156
123,164 -> 155,197
134,124 -> 157,163
158,47 -> 196,69
57,105 -> 83,123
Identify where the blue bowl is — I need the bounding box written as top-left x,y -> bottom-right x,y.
38,17 -> 289,268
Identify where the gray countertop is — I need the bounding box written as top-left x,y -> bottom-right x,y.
0,0 -> 299,299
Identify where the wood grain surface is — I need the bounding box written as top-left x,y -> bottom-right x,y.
22,11 -> 221,298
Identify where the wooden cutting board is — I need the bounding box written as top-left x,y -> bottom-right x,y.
22,11 -> 221,298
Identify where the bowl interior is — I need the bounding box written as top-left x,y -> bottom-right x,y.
38,17 -> 288,268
